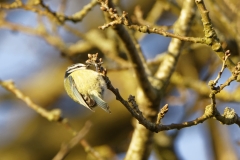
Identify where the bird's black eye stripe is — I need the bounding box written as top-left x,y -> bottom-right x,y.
65,70 -> 71,78
64,63 -> 87,78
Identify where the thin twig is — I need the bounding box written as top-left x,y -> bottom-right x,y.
0,80 -> 62,122
0,79 -> 79,134
156,104 -> 169,125
195,0 -> 235,71
80,139 -> 104,160
53,121 -> 92,160
0,0 -> 98,23
98,0 -> 156,100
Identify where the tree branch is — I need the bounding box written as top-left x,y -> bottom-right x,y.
53,121 -> 93,160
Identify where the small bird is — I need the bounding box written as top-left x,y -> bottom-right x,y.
64,63 -> 111,113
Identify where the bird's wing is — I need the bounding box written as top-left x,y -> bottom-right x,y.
89,90 -> 111,113
69,76 -> 94,112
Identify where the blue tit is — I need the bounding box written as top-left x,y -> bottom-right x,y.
64,63 -> 111,113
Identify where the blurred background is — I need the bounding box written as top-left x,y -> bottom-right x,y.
0,0 -> 240,159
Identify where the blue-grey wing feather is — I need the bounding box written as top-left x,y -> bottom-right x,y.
90,90 -> 111,113
69,76 -> 94,112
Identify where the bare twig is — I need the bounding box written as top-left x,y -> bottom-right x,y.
0,79 -> 80,134
98,0 -> 156,100
125,0 -> 196,159
97,0 -> 237,73
80,139 -> 104,160
109,77 -> 240,128
0,19 -> 67,52
156,104 -> 169,125
208,51 -> 239,96
0,80 -> 62,122
170,72 -> 240,102
53,121 -> 92,160
0,79 -> 105,158
102,46 -> 240,130
208,0 -> 240,46
0,0 -> 98,23
154,0 -> 195,91
213,50 -> 231,85
195,0 -> 235,71
106,77 -> 211,132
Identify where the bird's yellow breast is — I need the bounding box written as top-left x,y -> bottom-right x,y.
64,69 -> 106,96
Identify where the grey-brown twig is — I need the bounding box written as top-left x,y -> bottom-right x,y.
0,80 -> 62,122
53,121 -> 92,160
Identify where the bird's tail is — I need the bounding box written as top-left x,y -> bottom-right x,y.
90,90 -> 111,113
